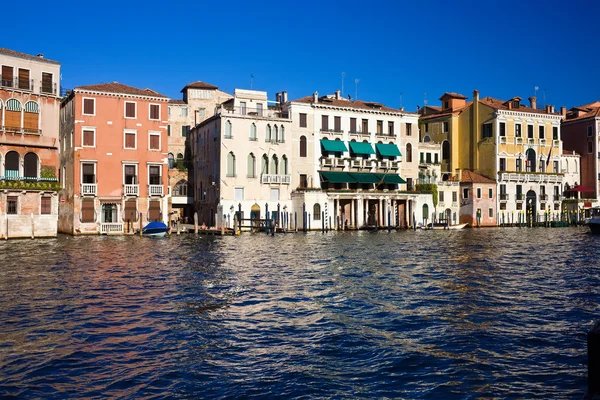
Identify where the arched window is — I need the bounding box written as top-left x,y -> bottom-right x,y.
300,135 -> 307,157
313,203 -> 321,220
271,155 -> 278,175
266,124 -> 272,141
168,153 -> 175,169
406,143 -> 412,162
588,140 -> 593,154
5,151 -> 20,177
280,126 -> 285,143
563,159 -> 569,173
226,152 -> 236,177
24,153 -> 39,179
250,123 -> 257,140
526,148 -> 536,172
442,140 -> 450,161
225,120 -> 232,138
174,179 -> 188,196
262,154 -> 269,174
280,155 -> 288,175
574,159 -> 578,173
177,153 -> 184,159
5,99 -> 21,131
273,125 -> 279,142
423,135 -> 431,142
247,153 -> 256,178
24,101 -> 39,133
422,204 -> 429,221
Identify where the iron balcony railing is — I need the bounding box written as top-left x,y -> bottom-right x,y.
515,193 -> 524,201
539,194 -> 548,201
220,106 -> 287,119
0,75 -> 58,95
499,193 -> 509,201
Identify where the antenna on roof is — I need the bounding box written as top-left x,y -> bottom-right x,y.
424,92 -> 428,106
400,92 -> 403,109
354,79 -> 360,101
534,86 -> 539,98
341,72 -> 346,97
250,73 -> 255,90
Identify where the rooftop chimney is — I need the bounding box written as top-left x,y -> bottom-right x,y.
473,89 -> 479,102
37,53 -> 44,58
313,92 -> 318,103
335,90 -> 341,100
282,91 -> 288,103
276,92 -> 281,104
561,106 -> 567,117
545,105 -> 551,113
529,96 -> 537,109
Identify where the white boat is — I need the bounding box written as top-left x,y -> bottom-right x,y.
585,207 -> 600,234
423,222 -> 468,230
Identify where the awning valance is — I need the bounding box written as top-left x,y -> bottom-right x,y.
349,142 -> 375,155
375,143 -> 402,157
321,139 -> 348,153
375,173 -> 407,184
349,172 -> 381,183
320,171 -> 356,183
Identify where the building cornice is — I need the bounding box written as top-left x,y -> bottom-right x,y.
497,109 -> 563,121
73,88 -> 169,102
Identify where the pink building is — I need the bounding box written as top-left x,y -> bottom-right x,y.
455,169 -> 497,227
59,82 -> 169,235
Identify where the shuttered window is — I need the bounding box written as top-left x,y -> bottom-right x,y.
148,201 -> 161,221
83,129 -> 95,146
41,197 -> 51,215
149,166 -> 161,184
18,68 -> 30,90
83,98 -> 95,115
123,199 -> 137,222
300,136 -> 307,157
350,118 -> 357,133
334,116 -> 341,132
125,102 -> 136,118
149,133 -> 160,150
5,99 -> 21,130
299,113 -> 307,128
124,165 -> 137,184
81,199 -> 95,222
321,115 -> 328,131
125,132 -> 136,149
2,65 -> 14,87
41,72 -> 53,94
23,101 -> 39,133
150,104 -> 160,120
82,163 -> 95,183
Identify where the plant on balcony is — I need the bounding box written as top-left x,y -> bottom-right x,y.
40,166 -> 57,179
415,183 -> 438,207
0,180 -> 61,191
174,160 -> 188,171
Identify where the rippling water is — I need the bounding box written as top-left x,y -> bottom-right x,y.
1,227 -> 599,399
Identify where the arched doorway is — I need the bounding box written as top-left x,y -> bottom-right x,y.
445,208 -> 452,224
251,203 -> 261,229
526,190 -> 537,224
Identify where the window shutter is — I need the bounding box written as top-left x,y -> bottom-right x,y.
2,66 -> 13,85
126,133 -> 135,148
83,130 -> 94,146
18,68 -> 30,90
150,104 -> 159,119
126,102 -> 135,118
83,98 -> 94,115
150,135 -> 159,149
148,201 -> 161,221
81,199 -> 95,223
41,197 -> 51,215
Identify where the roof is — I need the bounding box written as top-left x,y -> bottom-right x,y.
564,102 -> 600,122
420,102 -> 473,120
181,81 -> 218,92
450,169 -> 495,184
562,149 -> 580,156
168,99 -> 187,105
74,82 -> 168,98
291,95 -> 417,114
479,96 -> 560,115
0,48 -> 60,65
439,92 -> 467,100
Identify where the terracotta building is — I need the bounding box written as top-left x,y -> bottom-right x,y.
0,48 -> 61,238
58,82 -> 169,234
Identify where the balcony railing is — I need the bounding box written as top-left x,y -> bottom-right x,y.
124,184 -> 139,196
149,184 -> 164,196
553,195 -> 561,202
515,137 -> 523,144
220,106 -> 287,119
499,136 -> 507,144
350,159 -> 362,168
498,172 -> 562,184
516,194 -> 524,201
81,183 -> 97,196
379,160 -> 390,169
364,159 -> 376,168
539,194 -> 548,201
321,157 -> 335,168
261,174 -> 291,184
1,125 -> 42,135
499,193 -> 509,201
390,160 -> 400,169
0,75 -> 58,95
100,223 -> 124,234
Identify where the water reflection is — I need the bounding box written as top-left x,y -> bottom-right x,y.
0,228 -> 598,399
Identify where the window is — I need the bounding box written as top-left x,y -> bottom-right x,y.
463,188 -> 469,199
225,120 -> 232,138
499,158 -> 506,171
1,65 -> 14,87
149,165 -> 161,184
539,125 -> 545,139
377,120 -> 383,134
257,103 -> 263,116
7,196 -> 18,214
270,155 -> 278,175
489,188 -> 493,198
80,128 -> 95,147
181,107 -> 188,117
124,165 -> 137,184
422,204 -> 429,221
403,143 -> 411,162
439,191 -> 444,202
149,131 -> 161,150
24,153 -> 39,179
553,161 -> 559,173
434,153 -> 439,164
234,187 -> 244,201
516,158 -> 522,172
149,104 -> 160,120
443,101 -> 449,109
452,191 -> 457,203
250,123 -> 257,140
167,125 -> 171,137
426,153 -> 432,163
125,101 -> 136,118
442,140 -> 450,160
300,136 -> 307,157
515,123 -> 522,137
226,152 -> 236,177
265,125 -> 272,141
588,126 -> 593,137
82,163 -> 95,184
262,155 -> 269,174
350,118 -> 357,133
240,102 -> 247,115
168,106 -> 171,116
168,153 -> 174,169
588,141 -> 593,154
482,123 -> 492,139
321,115 -> 329,131
442,121 -> 449,133
18,68 -> 30,90
124,130 -> 137,149
314,203 -> 321,220
280,126 -> 285,143
280,156 -> 288,175
41,197 -> 51,215
81,198 -> 95,222
334,116 -> 341,132
299,113 -> 307,128
270,188 -> 280,201
539,158 -> 545,173
299,174 -> 308,188
41,72 -> 53,94
527,125 -> 533,139
182,125 -> 190,137
274,126 -> 279,142
174,180 -> 188,196
247,154 -> 256,178
148,201 -> 161,221
499,122 -> 506,136
361,119 -> 368,133
476,188 -> 482,199
489,208 -> 493,218
199,108 -> 206,117
420,152 -> 424,163
553,126 -> 558,140
388,121 -> 394,135
406,123 -> 412,136
83,98 -> 95,115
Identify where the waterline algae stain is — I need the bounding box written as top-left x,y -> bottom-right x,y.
0,228 -> 598,399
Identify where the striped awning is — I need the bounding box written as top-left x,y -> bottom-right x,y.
24,101 -> 39,113
6,99 -> 21,111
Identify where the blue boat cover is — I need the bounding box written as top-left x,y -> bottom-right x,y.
143,221 -> 168,233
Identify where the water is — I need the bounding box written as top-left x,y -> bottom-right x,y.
0,227 -> 599,399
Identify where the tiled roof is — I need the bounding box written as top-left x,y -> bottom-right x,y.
564,102 -> 600,122
439,92 -> 467,100
0,48 -> 60,65
291,95 -> 417,114
181,81 -> 218,91
74,82 -> 168,98
479,96 -> 560,115
169,99 -> 187,105
459,169 -> 495,184
419,102 -> 472,120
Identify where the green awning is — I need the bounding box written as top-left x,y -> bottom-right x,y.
320,171 -> 356,183
375,173 -> 407,184
349,172 -> 381,183
348,142 -> 375,155
321,139 -> 348,152
375,143 -> 402,157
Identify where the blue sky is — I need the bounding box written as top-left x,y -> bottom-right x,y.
5,0 -> 598,110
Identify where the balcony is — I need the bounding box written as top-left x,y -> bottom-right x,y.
81,183 -> 97,196
379,160 -> 390,169
390,160 -> 400,169
219,106 -> 287,119
261,174 -> 291,184
553,195 -> 561,202
527,138 -> 535,145
100,223 -> 124,234
515,194 -> 524,202
124,184 -> 139,196
540,139 -> 547,146
321,157 -> 336,168
0,76 -> 58,96
364,159 -> 376,168
553,140 -> 560,146
349,159 -> 362,168
539,194 -> 548,201
498,172 -> 563,184
149,185 -> 164,196
2,125 -> 42,135
515,137 -> 523,144
499,136 -> 507,144
499,193 -> 509,201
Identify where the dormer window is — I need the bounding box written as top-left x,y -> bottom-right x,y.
443,101 -> 449,109
512,100 -> 520,109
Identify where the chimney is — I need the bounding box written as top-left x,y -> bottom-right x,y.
561,106 -> 567,117
312,92 -> 318,103
507,101 -> 512,110
528,96 -> 537,109
37,53 -> 44,58
282,91 -> 288,103
276,92 -> 281,103
455,168 -> 463,182
473,90 -> 479,102
545,105 -> 551,113
335,90 -> 341,100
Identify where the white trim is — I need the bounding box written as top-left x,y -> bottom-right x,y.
147,164 -> 162,185
124,101 -> 137,119
80,160 -> 97,184
148,130 -> 161,151
82,97 -> 96,116
149,103 -> 161,121
124,129 -> 137,150
73,88 -> 169,102
121,160 -> 140,164
81,126 -> 96,148
123,163 -> 138,185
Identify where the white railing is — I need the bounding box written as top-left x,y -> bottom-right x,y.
124,184 -> 139,196
379,160 -> 390,169
390,161 -> 400,169
322,158 -> 335,167
261,174 -> 291,184
81,183 -> 97,196
498,172 -> 562,184
499,136 -> 507,144
100,223 -> 124,234
364,159 -> 376,168
149,185 -> 164,196
350,159 -> 362,168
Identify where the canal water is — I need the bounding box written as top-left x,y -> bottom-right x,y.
0,227 -> 598,399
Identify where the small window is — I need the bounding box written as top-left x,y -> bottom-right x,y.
125,101 -> 136,118
439,191 -> 444,202
553,126 -> 559,140
406,123 -> 412,136
299,174 -> 308,188
300,136 -> 307,158
476,188 -> 482,199
313,203 -> 321,219
488,188 -> 493,198
463,188 -> 469,199
83,98 -> 95,115
442,121 -> 449,133
7,196 -> 18,214
528,125 -> 534,139
82,128 -> 95,147
124,130 -> 137,149
149,132 -> 161,150
588,126 -> 593,137
482,123 -> 492,138
41,197 -> 51,215
181,107 -> 188,117
452,191 -> 457,202
515,124 -> 522,137
149,104 -> 160,120
199,108 -> 206,117
499,122 -> 506,137
167,125 -> 171,137
377,120 -> 383,134
488,208 -> 493,218
149,165 -> 161,184
539,125 -> 545,139
182,125 -> 190,137
499,158 -> 506,171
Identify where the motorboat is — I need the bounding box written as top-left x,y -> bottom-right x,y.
585,207 -> 600,234
423,222 -> 468,230
141,221 -> 169,237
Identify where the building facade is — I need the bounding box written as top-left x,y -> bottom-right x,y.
0,48 -> 61,238
58,82 -> 169,234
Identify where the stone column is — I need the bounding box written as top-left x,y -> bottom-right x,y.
350,198 -> 355,228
